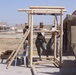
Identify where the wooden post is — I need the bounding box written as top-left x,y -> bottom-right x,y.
29,13 -> 33,67
54,15 -> 57,59
59,10 -> 63,67
28,14 -> 31,67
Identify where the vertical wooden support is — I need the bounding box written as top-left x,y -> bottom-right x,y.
54,15 -> 58,26
59,10 -> 63,66
54,15 -> 57,59
28,14 -> 31,66
29,13 -> 33,67
54,34 -> 57,59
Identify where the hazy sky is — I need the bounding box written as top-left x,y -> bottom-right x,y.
0,0 -> 76,26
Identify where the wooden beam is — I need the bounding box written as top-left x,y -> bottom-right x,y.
6,28 -> 30,69
32,9 -> 66,14
6,35 -> 27,63
59,10 -> 63,67
53,58 -> 59,62
30,6 -> 65,9
30,13 -> 33,67
34,30 -> 60,33
27,14 -> 31,67
31,66 -> 38,75
33,61 -> 53,65
53,62 -> 60,68
18,9 -> 31,13
54,15 -> 57,59
18,9 -> 66,15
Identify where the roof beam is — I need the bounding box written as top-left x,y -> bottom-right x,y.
30,6 -> 65,9
18,9 -> 66,15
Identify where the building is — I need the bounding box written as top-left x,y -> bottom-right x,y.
15,24 -> 26,33
0,22 -> 10,32
63,10 -> 76,54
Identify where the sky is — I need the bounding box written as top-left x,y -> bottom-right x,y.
0,0 -> 76,26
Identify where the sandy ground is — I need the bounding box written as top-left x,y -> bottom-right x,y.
0,61 -> 32,75
0,34 -> 76,75
35,56 -> 76,75
0,56 -> 76,75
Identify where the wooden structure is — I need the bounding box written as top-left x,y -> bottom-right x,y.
6,6 -> 66,68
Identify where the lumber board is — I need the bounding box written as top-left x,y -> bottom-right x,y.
31,66 -> 38,75
53,62 -> 60,68
34,30 -> 60,33
18,9 -> 66,15
30,6 -> 65,9
59,10 -> 63,66
6,28 -> 30,69
33,60 -> 53,65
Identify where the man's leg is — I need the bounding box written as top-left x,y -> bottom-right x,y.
41,43 -> 48,57
36,44 -> 42,61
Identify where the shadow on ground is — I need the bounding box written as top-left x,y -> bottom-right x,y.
36,59 -> 76,75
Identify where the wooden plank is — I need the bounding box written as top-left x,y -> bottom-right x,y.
34,30 -> 60,33
30,13 -> 33,67
33,56 -> 54,59
59,10 -> 63,67
31,66 -> 38,75
18,9 -> 31,13
33,60 -> 53,65
32,9 -> 66,14
6,28 -> 30,69
28,14 -> 31,66
6,29 -> 30,63
54,15 -> 57,59
53,62 -> 60,68
53,58 -> 59,62
30,6 -> 65,9
18,9 -> 66,14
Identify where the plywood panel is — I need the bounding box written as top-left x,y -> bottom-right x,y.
71,26 -> 76,44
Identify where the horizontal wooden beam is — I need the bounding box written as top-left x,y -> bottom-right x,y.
18,9 -> 31,13
33,30 -> 60,33
32,9 -> 66,15
33,61 -> 53,65
30,6 -> 65,9
18,9 -> 66,15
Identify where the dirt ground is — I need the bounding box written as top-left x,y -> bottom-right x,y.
0,38 -> 20,53
0,37 -> 50,52
0,38 -> 38,56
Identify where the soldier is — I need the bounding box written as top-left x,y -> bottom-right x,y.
23,25 -> 29,50
35,22 -> 48,61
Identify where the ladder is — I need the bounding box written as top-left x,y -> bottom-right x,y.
6,28 -> 30,69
